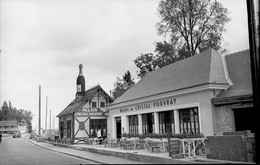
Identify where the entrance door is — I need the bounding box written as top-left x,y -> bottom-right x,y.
116,117 -> 121,139
234,107 -> 255,133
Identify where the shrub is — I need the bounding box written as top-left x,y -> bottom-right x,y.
121,132 -> 204,139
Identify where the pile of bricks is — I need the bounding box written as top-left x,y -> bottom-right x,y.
205,130 -> 255,162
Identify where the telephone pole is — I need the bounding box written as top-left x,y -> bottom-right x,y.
50,109 -> 51,132
38,85 -> 41,137
45,96 -> 48,133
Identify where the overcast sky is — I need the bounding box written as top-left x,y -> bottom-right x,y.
0,0 -> 255,130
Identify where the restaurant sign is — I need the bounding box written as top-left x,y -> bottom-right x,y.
120,97 -> 176,113
75,108 -> 105,117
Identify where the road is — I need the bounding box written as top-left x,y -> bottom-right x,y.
0,135 -> 99,165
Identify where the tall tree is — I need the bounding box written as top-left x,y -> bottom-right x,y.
112,71 -> 135,99
0,101 -> 33,132
157,0 -> 231,55
134,0 -> 230,78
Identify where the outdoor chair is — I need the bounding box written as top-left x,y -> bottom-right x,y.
136,139 -> 146,149
119,139 -> 126,149
147,141 -> 160,153
123,140 -> 134,150
104,139 -> 118,147
164,142 -> 169,152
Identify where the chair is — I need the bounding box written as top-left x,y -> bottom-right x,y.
164,142 -> 169,152
119,139 -> 126,149
136,139 -> 146,149
123,140 -> 134,150
147,141 -> 160,153
104,139 -> 118,147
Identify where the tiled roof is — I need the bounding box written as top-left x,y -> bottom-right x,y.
57,85 -> 113,117
0,120 -> 18,127
213,49 -> 252,99
112,49 -> 229,104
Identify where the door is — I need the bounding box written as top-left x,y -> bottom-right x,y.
234,107 -> 255,133
116,117 -> 121,139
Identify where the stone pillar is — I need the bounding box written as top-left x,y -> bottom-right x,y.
138,114 -> 143,134
154,112 -> 159,133
174,109 -> 180,134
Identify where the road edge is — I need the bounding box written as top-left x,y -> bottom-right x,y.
28,139 -> 107,164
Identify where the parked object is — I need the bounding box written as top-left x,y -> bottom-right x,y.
13,131 -> 21,138
29,133 -> 37,139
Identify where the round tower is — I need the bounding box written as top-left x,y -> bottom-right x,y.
76,64 -> 85,97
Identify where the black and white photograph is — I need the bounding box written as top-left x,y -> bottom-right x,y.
0,0 -> 259,164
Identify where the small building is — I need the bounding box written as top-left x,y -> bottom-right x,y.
106,49 -> 254,139
18,122 -> 27,133
0,120 -> 19,134
57,64 -> 113,144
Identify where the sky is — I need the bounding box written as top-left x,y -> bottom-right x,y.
0,0 -> 256,131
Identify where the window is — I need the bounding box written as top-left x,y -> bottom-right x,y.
159,110 -> 175,134
129,115 -> 138,134
92,102 -> 97,108
142,113 -> 154,133
79,122 -> 85,130
100,102 -> 105,108
90,119 -> 107,138
67,120 -> 72,138
179,107 -> 200,134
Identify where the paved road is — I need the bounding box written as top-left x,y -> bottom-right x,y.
0,135 -> 99,165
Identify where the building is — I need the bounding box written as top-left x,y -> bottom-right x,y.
18,122 -> 27,133
211,50 -> 254,134
106,49 -> 253,139
0,120 -> 19,134
57,64 -> 113,144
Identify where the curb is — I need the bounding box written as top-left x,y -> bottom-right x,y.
34,140 -> 201,164
28,139 -> 107,164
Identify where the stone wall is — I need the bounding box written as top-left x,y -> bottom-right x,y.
215,106 -> 235,134
205,131 -> 255,162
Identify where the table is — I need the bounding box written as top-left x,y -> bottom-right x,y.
125,138 -> 139,149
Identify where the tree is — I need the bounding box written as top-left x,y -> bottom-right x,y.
0,101 -> 33,132
134,0 -> 230,78
112,71 -> 135,99
157,0 -> 230,55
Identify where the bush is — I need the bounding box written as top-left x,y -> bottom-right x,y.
121,132 -> 204,139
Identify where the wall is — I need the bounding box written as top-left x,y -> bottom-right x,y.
90,93 -> 107,111
108,89 -> 216,139
214,102 -> 253,135
205,132 -> 255,162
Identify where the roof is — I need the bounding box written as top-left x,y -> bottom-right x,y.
0,121 -> 18,127
57,85 -> 113,117
213,49 -> 252,99
112,49 -> 229,105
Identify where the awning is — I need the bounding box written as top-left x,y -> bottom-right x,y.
74,108 -> 106,117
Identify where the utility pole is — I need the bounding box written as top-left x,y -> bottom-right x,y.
50,109 -> 51,132
38,85 -> 41,137
52,117 -> 55,131
45,96 -> 48,133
